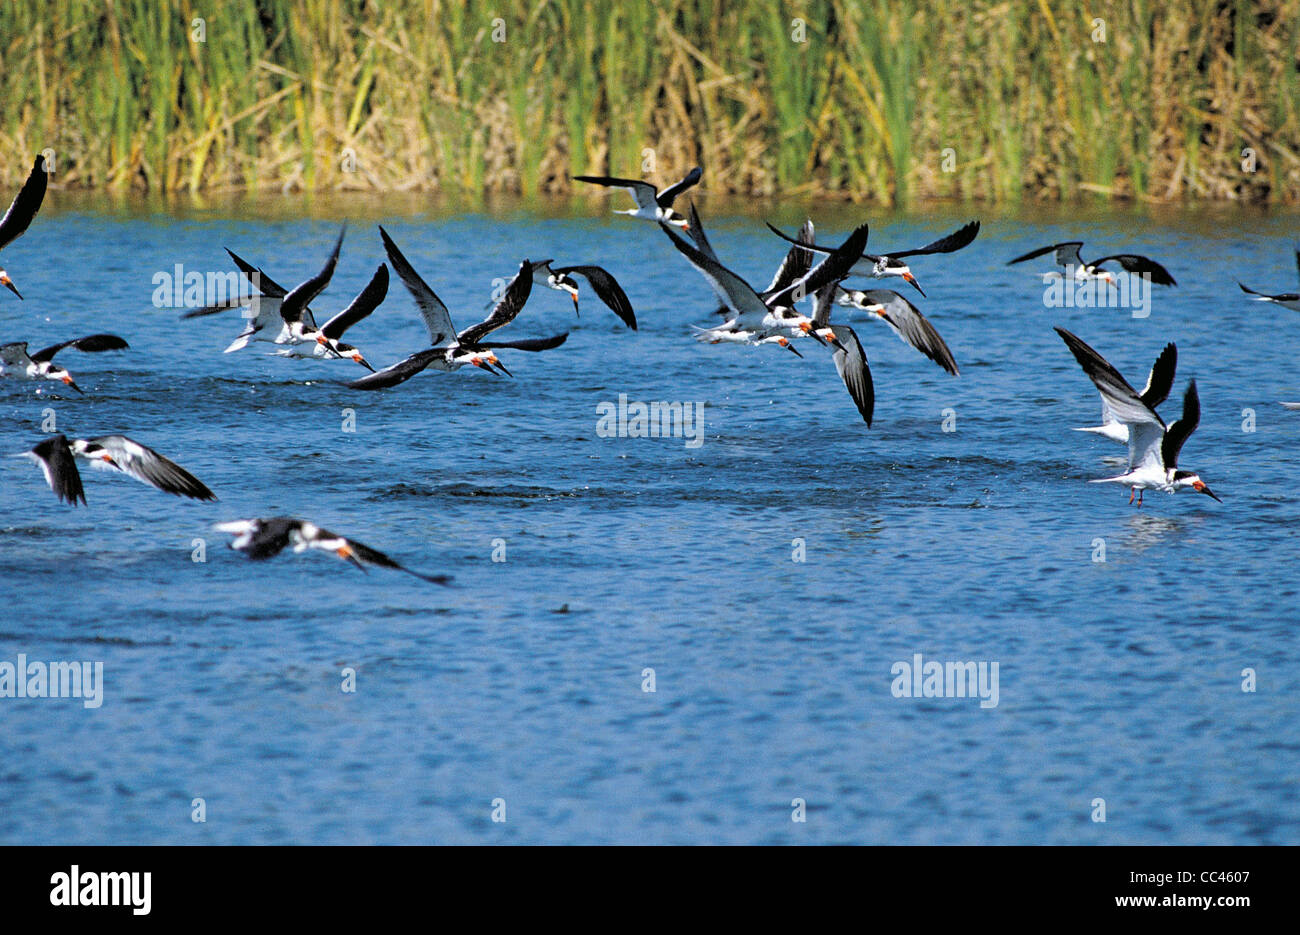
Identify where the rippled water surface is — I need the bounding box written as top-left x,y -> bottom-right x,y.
1,195 -> 1297,843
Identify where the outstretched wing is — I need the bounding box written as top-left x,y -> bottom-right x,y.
1138,342 -> 1177,409
659,223 -> 770,320
27,434 -> 85,506
84,435 -> 217,501
850,290 -> 958,375
457,260 -> 535,346
572,175 -> 659,211
762,220 -> 816,297
554,265 -> 636,329
343,348 -> 443,390
474,333 -> 569,351
1008,242 -> 1084,268
0,341 -> 31,366
322,264 -> 388,341
1090,254 -> 1177,286
1055,326 -> 1167,471
685,202 -> 720,263
1161,380 -> 1201,470
655,166 -> 703,207
1238,281 -> 1300,302
378,226 -> 458,347
279,224 -> 346,325
30,334 -> 129,363
888,220 -> 980,258
766,224 -> 872,310
0,154 -> 49,251
336,534 -> 453,585
823,325 -> 874,427
215,517 -> 297,559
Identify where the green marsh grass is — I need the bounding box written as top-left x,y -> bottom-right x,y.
0,0 -> 1296,203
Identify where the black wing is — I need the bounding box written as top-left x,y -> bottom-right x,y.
853,290 -> 959,375
572,175 -> 658,211
655,166 -> 703,207
1138,343 -> 1177,409
338,535 -> 453,585
280,224 -> 346,325
228,248 -> 288,297
1007,242 -> 1084,267
1090,254 -> 1177,286
84,435 -> 217,502
457,260 -> 534,347
29,434 -> 85,506
343,348 -> 443,390
322,264 -> 388,341
378,226 -> 458,347
766,224 -> 872,309
762,220 -> 816,297
888,220 -> 980,258
553,265 -> 635,329
1239,282 -> 1300,302
1161,380 -> 1201,469
30,334 -> 129,363
824,326 -> 874,427
685,201 -> 720,263
475,333 -> 568,351
0,154 -> 49,251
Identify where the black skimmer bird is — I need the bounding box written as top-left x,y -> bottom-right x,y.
1239,249 -> 1300,311
660,210 -> 869,353
345,227 -> 566,391
572,166 -> 702,228
22,433 -> 216,506
688,205 -> 816,354
185,226 -> 351,356
1008,242 -> 1176,286
1055,327 -> 1219,506
766,219 -> 980,297
834,289 -> 960,375
215,517 -> 451,584
526,260 -> 636,329
272,263 -> 385,371
0,334 -> 129,393
0,154 -> 49,299
1066,339 -> 1177,444
805,283 -> 874,425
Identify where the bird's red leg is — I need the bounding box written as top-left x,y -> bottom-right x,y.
1129,488 -> 1136,505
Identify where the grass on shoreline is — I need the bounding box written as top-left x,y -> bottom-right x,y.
1,0 -> 1296,203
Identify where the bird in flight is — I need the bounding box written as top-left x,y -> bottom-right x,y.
215,517 -> 452,584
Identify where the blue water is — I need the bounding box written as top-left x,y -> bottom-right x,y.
1,197 -> 1297,844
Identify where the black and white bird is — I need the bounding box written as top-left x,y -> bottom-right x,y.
185,226 -> 356,358
1067,339 -> 1177,444
686,206 -> 816,356
345,227 -> 566,391
1055,327 -> 1219,506
0,154 -> 49,299
572,166 -> 702,228
0,334 -> 129,393
272,263 -> 386,371
526,260 -> 636,329
1239,249 -> 1300,311
835,288 -> 960,375
663,206 -> 869,351
22,433 -> 217,506
766,220 -> 980,297
807,283 -> 874,425
215,517 -> 451,584
1008,242 -> 1176,286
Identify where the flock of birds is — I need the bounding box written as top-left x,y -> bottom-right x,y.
7,154 -> 1299,579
